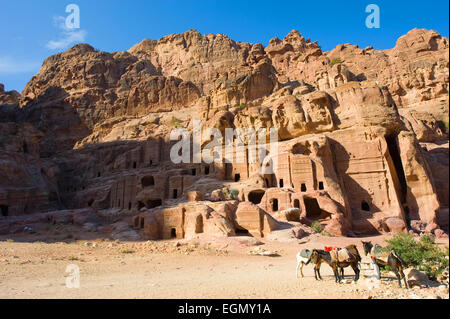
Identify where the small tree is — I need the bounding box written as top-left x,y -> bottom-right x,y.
385,233 -> 449,279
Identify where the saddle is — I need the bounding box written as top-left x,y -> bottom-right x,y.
370,244 -> 391,264
300,249 -> 312,259
330,248 -> 354,263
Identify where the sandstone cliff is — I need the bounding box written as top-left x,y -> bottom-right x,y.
0,28 -> 448,239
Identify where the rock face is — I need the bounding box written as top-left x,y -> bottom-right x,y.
0,28 -> 448,239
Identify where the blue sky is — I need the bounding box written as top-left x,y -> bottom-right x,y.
0,0 -> 448,92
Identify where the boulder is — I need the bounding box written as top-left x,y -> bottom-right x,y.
384,217 -> 407,234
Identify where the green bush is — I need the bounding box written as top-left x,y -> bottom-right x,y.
229,189 -> 239,196
385,233 -> 449,279
329,57 -> 342,67
311,221 -> 324,234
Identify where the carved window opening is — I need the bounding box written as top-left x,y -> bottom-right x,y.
0,205 -> 8,217
272,199 -> 279,211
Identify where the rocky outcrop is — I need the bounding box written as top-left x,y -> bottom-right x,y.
0,27 -> 448,240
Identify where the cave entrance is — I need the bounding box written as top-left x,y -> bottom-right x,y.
304,198 -> 321,219
141,176 -> 155,187
0,205 -> 8,217
361,200 -> 370,212
140,218 -> 145,228
293,199 -> 300,209
170,228 -> 177,238
147,199 -> 162,209
173,189 -> 178,199
385,134 -> 409,218
235,228 -> 251,236
248,190 -> 265,205
279,179 -> 284,188
138,201 -> 145,210
234,174 -> 241,182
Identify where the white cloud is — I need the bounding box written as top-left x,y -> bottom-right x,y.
46,15 -> 87,50
0,57 -> 40,74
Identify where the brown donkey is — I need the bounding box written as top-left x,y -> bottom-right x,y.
362,241 -> 408,288
308,245 -> 361,283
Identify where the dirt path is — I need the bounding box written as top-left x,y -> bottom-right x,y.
0,235 -> 448,299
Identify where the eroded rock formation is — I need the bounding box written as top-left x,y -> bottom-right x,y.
0,28 -> 448,239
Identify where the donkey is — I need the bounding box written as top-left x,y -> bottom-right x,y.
309,245 -> 361,283
296,249 -> 312,278
362,241 -> 408,288
308,249 -> 341,282
335,244 -> 361,282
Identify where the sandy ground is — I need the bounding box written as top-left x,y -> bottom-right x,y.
0,234 -> 448,299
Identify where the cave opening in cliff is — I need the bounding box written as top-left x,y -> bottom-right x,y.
173,189 -> 178,199
191,169 -> 196,176
235,228 -> 250,236
141,176 -> 155,187
361,201 -> 370,212
23,142 -> 28,154
205,166 -> 210,175
385,134 -> 408,211
294,199 -> 300,209
301,183 -> 307,192
140,218 -> 145,228
147,199 -> 162,209
235,174 -> 240,182
88,199 -> 94,207
1,205 -> 8,217
319,182 -> 324,190
128,202 -> 132,210
138,201 -> 145,210
279,179 -> 284,188
133,162 -> 137,169
171,228 -> 177,238
304,198 -> 321,219
248,190 -> 265,204
272,199 -> 279,211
